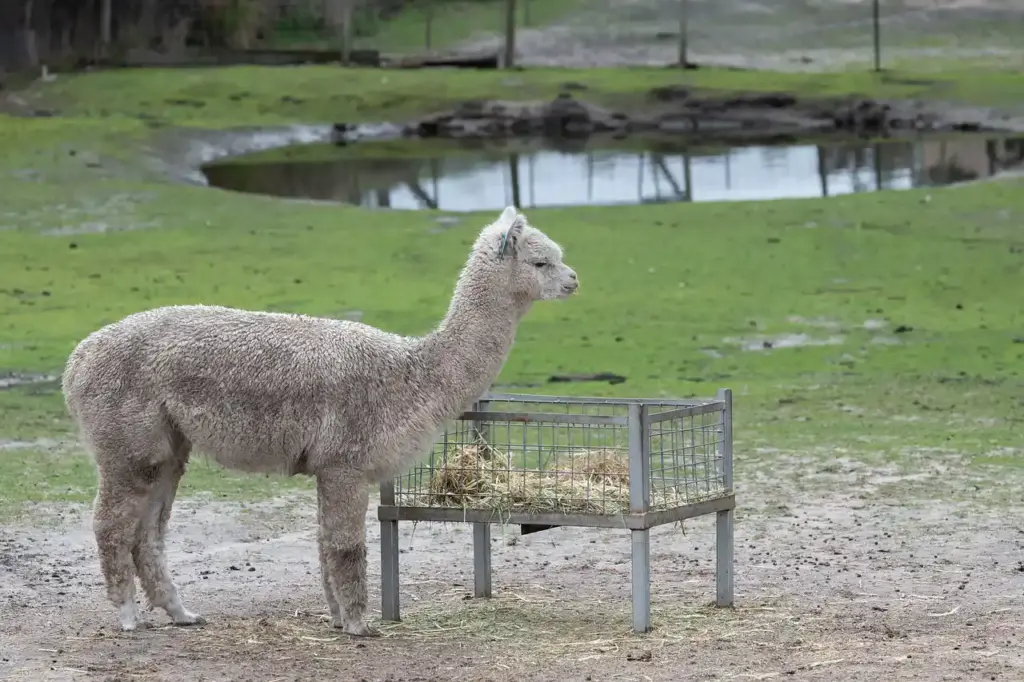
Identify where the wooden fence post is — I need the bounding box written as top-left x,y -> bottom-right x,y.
677,0 -> 689,67
872,0 -> 881,71
504,0 -> 517,68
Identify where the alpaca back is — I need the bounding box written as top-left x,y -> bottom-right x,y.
63,304 -> 438,478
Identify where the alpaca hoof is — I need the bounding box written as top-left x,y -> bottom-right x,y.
333,618 -> 380,637
118,602 -> 142,632
121,619 -> 153,632
172,610 -> 206,627
347,622 -> 381,638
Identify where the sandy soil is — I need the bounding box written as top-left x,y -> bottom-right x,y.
2,447 -> 1021,681
459,0 -> 1024,71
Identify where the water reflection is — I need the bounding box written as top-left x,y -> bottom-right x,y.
202,135 -> 1024,211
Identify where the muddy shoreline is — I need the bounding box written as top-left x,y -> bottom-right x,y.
331,88 -> 1024,146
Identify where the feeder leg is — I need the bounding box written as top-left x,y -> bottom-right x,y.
472,522 -> 492,598
380,519 -> 400,621
715,509 -> 735,607
630,529 -> 652,633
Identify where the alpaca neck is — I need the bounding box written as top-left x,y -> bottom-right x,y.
416,267 -> 529,417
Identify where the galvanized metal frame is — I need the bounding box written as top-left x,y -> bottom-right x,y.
715,387 -> 735,608
377,389 -> 736,634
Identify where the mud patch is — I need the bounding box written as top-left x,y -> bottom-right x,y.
3,192 -> 161,235
453,0 -> 1024,75
0,437 -> 67,452
143,125 -> 334,186
786,315 -> 844,330
378,90 -> 1024,144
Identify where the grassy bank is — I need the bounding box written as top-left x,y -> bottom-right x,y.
19,64 -> 1024,128
1,65 -> 1022,517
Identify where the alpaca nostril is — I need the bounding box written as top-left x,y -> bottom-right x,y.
569,272 -> 578,280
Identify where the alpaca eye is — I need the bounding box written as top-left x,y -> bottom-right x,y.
532,262 -> 547,268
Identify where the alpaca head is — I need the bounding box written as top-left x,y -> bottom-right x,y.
473,206 -> 578,302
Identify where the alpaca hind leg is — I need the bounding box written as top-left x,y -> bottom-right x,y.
133,453 -> 203,626
316,490 -> 343,624
316,472 -> 377,637
93,474 -> 152,631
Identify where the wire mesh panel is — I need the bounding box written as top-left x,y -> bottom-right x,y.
392,393 -> 729,520
379,390 -> 736,631
648,403 -> 727,509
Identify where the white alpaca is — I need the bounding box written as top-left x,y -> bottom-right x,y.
61,207 -> 578,634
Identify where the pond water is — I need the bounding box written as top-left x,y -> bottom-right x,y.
201,135 -> 1024,211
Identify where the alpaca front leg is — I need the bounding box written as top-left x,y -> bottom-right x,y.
315,472 -> 379,637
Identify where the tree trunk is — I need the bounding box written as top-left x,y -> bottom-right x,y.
99,0 -> 111,47
23,0 -> 39,67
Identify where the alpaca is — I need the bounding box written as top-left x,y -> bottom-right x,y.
61,206 -> 578,635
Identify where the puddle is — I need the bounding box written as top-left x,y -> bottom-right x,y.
201,134 -> 1024,210
0,373 -> 59,389
725,333 -> 846,351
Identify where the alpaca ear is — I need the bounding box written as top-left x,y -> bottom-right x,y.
498,205 -> 518,226
497,207 -> 525,261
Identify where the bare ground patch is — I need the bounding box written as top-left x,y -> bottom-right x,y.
1,448 -> 1021,681
456,0 -> 1024,72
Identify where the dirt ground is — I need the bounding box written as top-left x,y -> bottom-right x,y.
1,1 -> 1022,675
459,0 -> 1024,71
2,447 -> 1021,681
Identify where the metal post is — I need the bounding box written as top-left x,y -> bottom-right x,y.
872,0 -> 881,72
715,389 -> 735,608
379,481 -> 401,621
424,0 -> 434,50
471,398 -> 491,458
628,403 -> 652,633
677,0 -> 690,68
503,0 -> 517,68
473,523 -> 492,598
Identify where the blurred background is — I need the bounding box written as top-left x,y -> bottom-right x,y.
2,0 -> 1023,74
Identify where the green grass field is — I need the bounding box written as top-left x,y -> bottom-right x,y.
1,65 -> 1022,518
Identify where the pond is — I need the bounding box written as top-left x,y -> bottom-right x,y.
201,135 -> 1024,211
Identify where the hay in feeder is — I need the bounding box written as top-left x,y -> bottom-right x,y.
421,444 -> 681,515
425,444 -> 505,508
